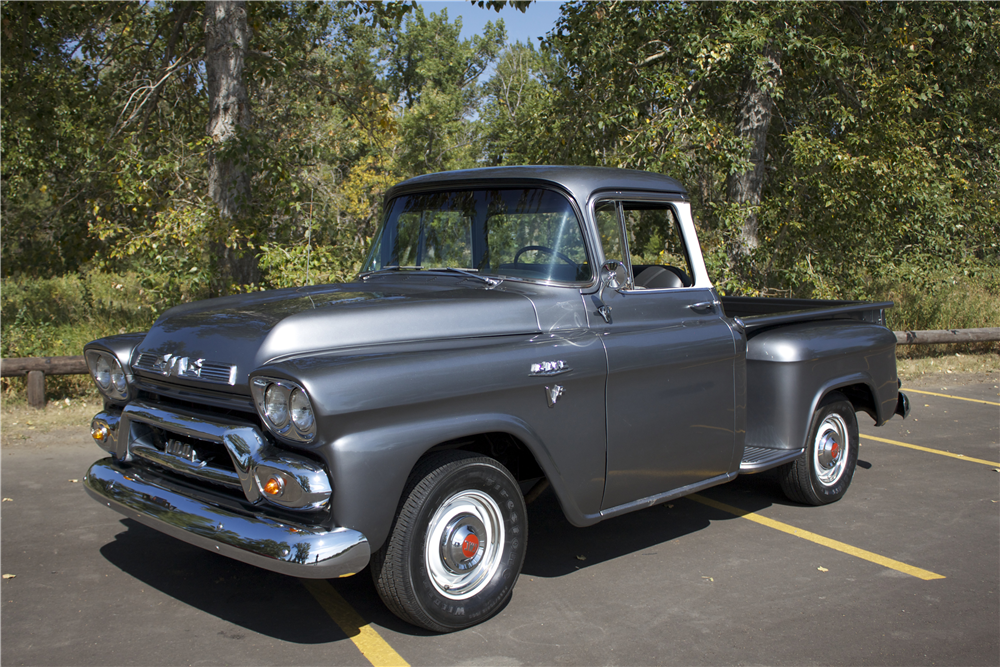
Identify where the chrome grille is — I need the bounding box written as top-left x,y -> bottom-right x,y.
133,352 -> 237,386
131,424 -> 242,491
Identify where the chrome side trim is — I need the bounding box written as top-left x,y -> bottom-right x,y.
84,459 -> 369,579
592,471 -> 738,522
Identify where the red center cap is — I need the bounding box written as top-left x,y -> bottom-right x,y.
830,441 -> 840,459
462,533 -> 480,559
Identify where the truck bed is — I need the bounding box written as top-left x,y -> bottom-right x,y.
720,296 -> 892,337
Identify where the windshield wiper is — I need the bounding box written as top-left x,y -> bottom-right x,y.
359,266 -> 412,281
360,265 -> 501,288
422,267 -> 502,289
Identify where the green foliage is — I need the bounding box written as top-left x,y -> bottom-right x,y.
2,0 -> 997,396
882,269 -> 1000,332
0,270 -> 163,400
506,1 -> 1000,302
479,41 -> 560,165
388,5 -> 506,173
257,239 -> 362,289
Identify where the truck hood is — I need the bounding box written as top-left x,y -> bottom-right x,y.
133,280 -> 540,389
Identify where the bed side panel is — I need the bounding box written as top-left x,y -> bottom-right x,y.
745,320 -> 898,451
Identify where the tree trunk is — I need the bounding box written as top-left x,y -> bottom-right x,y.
725,45 -> 781,286
205,0 -> 259,288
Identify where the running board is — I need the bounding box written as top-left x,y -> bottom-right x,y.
740,446 -> 804,473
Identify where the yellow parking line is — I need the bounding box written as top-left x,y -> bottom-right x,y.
905,388 -> 1000,406
862,434 -> 1000,467
689,494 -> 945,581
301,579 -> 409,667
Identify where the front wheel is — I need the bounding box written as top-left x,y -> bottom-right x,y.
779,392 -> 859,506
371,451 -> 527,632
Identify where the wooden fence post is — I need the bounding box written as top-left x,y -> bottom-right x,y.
26,370 -> 46,408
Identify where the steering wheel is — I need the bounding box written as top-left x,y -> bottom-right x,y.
512,245 -> 578,267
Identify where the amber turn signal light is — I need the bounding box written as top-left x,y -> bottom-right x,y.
263,476 -> 285,497
91,423 -> 110,443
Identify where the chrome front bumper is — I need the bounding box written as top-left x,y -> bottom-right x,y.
85,458 -> 370,579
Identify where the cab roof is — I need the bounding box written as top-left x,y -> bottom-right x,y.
385,166 -> 689,204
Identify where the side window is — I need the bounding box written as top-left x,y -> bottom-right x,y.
595,201 -> 626,264
622,202 -> 694,289
594,201 -> 633,289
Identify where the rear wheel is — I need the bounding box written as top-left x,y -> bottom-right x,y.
779,392 -> 859,505
371,451 -> 527,632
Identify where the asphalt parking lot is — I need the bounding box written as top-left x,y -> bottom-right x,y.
2,377 -> 997,666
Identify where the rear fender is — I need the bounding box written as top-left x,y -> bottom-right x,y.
745,320 -> 898,452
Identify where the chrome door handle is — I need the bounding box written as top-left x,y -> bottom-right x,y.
688,301 -> 717,313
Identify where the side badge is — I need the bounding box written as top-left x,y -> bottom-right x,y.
530,360 -> 571,377
544,385 -> 564,408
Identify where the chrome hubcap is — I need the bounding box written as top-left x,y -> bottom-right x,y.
425,490 -> 504,600
813,413 -> 849,486
441,515 -> 486,573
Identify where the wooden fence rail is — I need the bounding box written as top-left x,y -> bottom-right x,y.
1,355 -> 87,408
893,328 -> 1000,345
3,328 -> 999,408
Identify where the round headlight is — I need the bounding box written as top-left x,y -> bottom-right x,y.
111,365 -> 127,393
289,388 -> 314,432
94,356 -> 112,390
264,384 -> 290,428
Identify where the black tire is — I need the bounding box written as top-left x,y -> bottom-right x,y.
779,392 -> 859,506
371,451 -> 527,632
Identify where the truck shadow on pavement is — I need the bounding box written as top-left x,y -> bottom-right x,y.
98,467 -> 861,640
99,519 -> 430,642
522,469 -> 826,578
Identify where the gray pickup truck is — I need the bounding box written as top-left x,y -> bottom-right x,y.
84,166 -> 910,632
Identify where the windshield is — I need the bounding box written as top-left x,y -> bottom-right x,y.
361,188 -> 593,284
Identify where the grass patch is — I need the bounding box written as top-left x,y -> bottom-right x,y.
1,270 -> 168,402
1,396 -> 104,431
896,351 -> 1000,384
882,271 -> 1000,332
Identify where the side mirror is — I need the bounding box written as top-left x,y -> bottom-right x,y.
601,260 -> 628,292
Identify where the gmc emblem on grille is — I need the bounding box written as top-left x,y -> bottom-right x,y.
135,352 -> 237,385
154,354 -> 201,378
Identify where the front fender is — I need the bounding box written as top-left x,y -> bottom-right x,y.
328,412 -> 586,551
257,331 -> 610,551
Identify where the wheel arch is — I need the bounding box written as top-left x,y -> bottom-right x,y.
426,432 -> 546,485
746,367 -> 890,454
328,413 -> 580,552
832,381 -> 880,421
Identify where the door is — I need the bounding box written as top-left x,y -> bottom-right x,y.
593,199 -> 738,510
